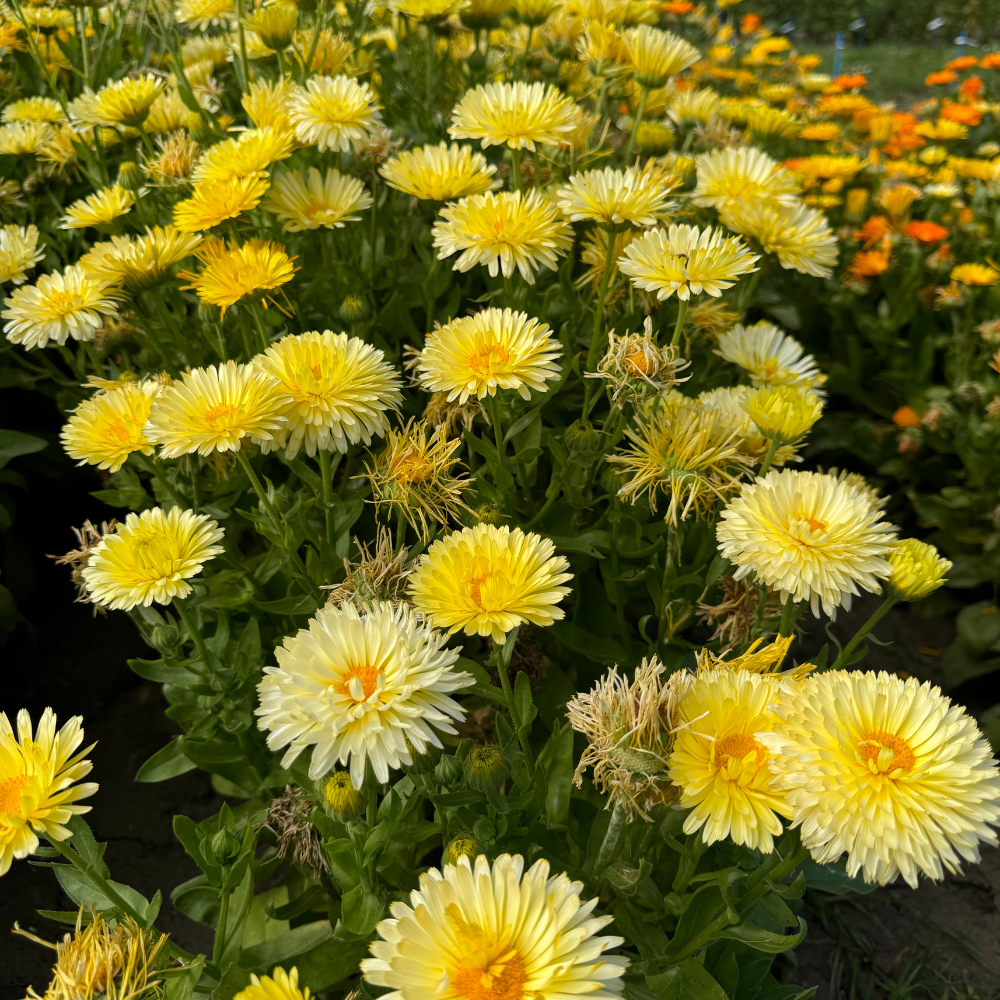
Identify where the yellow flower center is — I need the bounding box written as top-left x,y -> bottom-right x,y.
392,449 -> 434,484
337,663 -> 380,700
858,730 -> 915,774
106,419 -> 137,444
465,564 -> 495,609
714,732 -> 768,773
202,402 -> 240,425
468,339 -> 513,377
47,289 -> 81,317
452,948 -> 527,1000
0,773 -> 26,814
625,349 -> 654,376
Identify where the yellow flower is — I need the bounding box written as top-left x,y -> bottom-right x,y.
692,146 -> 800,212
191,127 -> 294,183
234,967 -> 309,1000
916,118 -> 968,141
288,75 -> 383,152
698,387 -> 800,467
0,708 -> 98,876
567,657 -> 692,819
362,854 -> 628,999
716,469 -> 897,616
71,76 -> 164,129
742,384 -> 823,442
617,224 -> 759,301
887,538 -> 952,601
172,176 -> 271,234
591,320 -> 687,405
667,88 -> 723,125
242,77 -> 295,134
2,266 -> 121,351
408,524 -> 572,641
433,190 -> 573,284
379,141 -> 497,201
621,25 -> 699,87
1,97 -> 65,124
416,307 -> 562,403
721,201 -> 839,279
145,88 -> 200,134
61,380 -> 160,473
555,164 -> 677,227
262,167 -> 372,232
762,671 -> 1000,887
800,122 -> 841,141
785,154 -> 865,181
743,104 -> 800,139
245,4 -> 298,48
387,0 -> 470,18
82,507 -> 225,610
182,36 -> 230,67
251,330 -> 402,457
633,120 -> 675,154
175,0 -> 233,27
951,262 -> 1000,286
321,771 -> 363,819
669,670 -> 792,852
0,121 -> 51,155
59,184 -> 135,231
257,601 -> 472,785
879,183 -> 921,218
449,81 -> 579,150
293,27 -> 353,74
178,239 -> 297,316
610,395 -> 753,523
144,132 -> 201,186
0,225 -> 43,286
77,226 -> 203,289
716,321 -> 825,392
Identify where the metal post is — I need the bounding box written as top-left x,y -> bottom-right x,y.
833,31 -> 844,77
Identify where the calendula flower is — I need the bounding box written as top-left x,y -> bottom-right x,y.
887,538 -> 952,601
146,361 -> 289,457
288,75 -> 383,152
191,127 -> 294,184
172,175 -> 270,234
951,262 -> 1000,286
387,0 -> 470,18
610,395 -> 753,523
669,670 -> 792,852
0,225 -> 43,286
61,380 -> 160,473
71,76 -> 164,129
617,224 -> 759,301
0,122 -> 52,155
721,201 -> 839,279
699,387 -> 800,467
263,168 -> 372,232
178,238 -> 297,315
621,25 -> 699,87
366,419 -> 473,540
1,97 -> 65,124
715,321 -> 826,392
0,709 -> 97,876
590,319 -> 688,404
233,967 -> 309,1000
245,4 -> 298,48
416,307 -> 562,403
362,854 -> 627,1000
433,190 -> 572,284
762,671 -> 1000,887
408,524 -> 571,641
667,87 -> 722,125
449,81 -> 579,150
256,601 -> 473,786
175,0 -> 233,27
555,164 -> 676,227
742,384 -> 823,443
692,147 -> 800,213
143,131 -> 201,186
716,469 -> 897,617
800,122 -> 841,141
59,185 -> 135,231
3,267 -> 121,350
379,141 -> 497,201
252,330 -> 401,457
77,226 -> 202,290
567,657 -> 693,820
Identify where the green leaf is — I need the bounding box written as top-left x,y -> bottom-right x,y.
67,816 -> 109,878
956,602 -> 1000,653
514,669 -> 537,728
161,961 -> 206,1000
548,622 -> 625,665
648,961 -> 728,1000
213,964 -> 253,1000
719,917 -> 807,954
540,722 -> 573,825
241,887 -> 290,949
341,884 -> 384,936
800,858 -> 878,895
754,988 -> 817,1000
136,738 -> 197,783
294,937 -> 369,990
238,919 -> 334,970
0,429 -> 46,471
550,531 -> 610,558
53,866 -> 150,919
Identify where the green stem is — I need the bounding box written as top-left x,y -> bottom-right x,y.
756,437 -> 780,478
777,593 -> 796,638
426,25 -> 435,110
304,0 -> 326,77
510,147 -> 522,192
135,453 -> 186,508
235,0 -> 251,89
394,506 -> 408,555
46,836 -> 146,924
623,85 -> 648,163
212,890 -> 230,965
520,24 -> 533,74
831,595 -> 897,671
493,632 -> 533,764
583,226 -> 618,413
318,449 -> 339,545
592,799 -> 626,875
488,393 -> 506,477
670,297 -> 689,348
76,6 -> 91,85
174,598 -> 214,670
525,479 -> 559,528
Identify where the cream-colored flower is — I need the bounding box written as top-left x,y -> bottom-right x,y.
262,168 -> 372,232
449,81 -> 579,150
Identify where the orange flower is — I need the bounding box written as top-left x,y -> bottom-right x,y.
981,52 -> 1000,70
740,13 -> 761,33
958,206 -> 975,226
834,73 -> 867,90
904,220 -> 948,244
892,405 -> 921,428
941,102 -> 983,126
848,247 -> 891,279
853,215 -> 892,249
960,75 -> 984,102
925,70 -> 957,85
663,0 -> 693,12
946,55 -> 979,71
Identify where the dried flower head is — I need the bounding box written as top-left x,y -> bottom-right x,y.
259,785 -> 327,876
588,317 -> 689,404
323,525 -> 411,610
697,575 -> 783,647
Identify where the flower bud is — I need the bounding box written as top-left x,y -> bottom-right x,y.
442,833 -> 480,866
117,162 -> 144,191
318,770 -> 364,821
338,294 -> 370,322
209,827 -> 242,865
464,742 -> 509,792
563,418 -> 602,455
403,736 -> 441,775
474,501 -> 503,525
887,538 -> 952,601
743,384 -> 823,443
434,753 -> 462,784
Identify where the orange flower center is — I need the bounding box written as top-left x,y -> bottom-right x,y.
468,340 -> 513,377
202,402 -> 240,425
106,418 -> 138,443
392,449 -> 434,484
453,950 -> 527,1000
625,349 -> 654,376
337,663 -> 380,700
466,568 -> 493,609
858,730 -> 915,774
714,732 -> 767,772
0,773 -> 26,814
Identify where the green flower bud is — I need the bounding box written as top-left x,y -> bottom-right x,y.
404,736 -> 442,775
474,502 -> 503,525
434,753 -> 462,784
338,295 -> 370,322
442,833 -> 480,866
317,770 -> 364,821
464,742 -> 509,792
117,161 -> 144,191
209,827 -> 242,865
